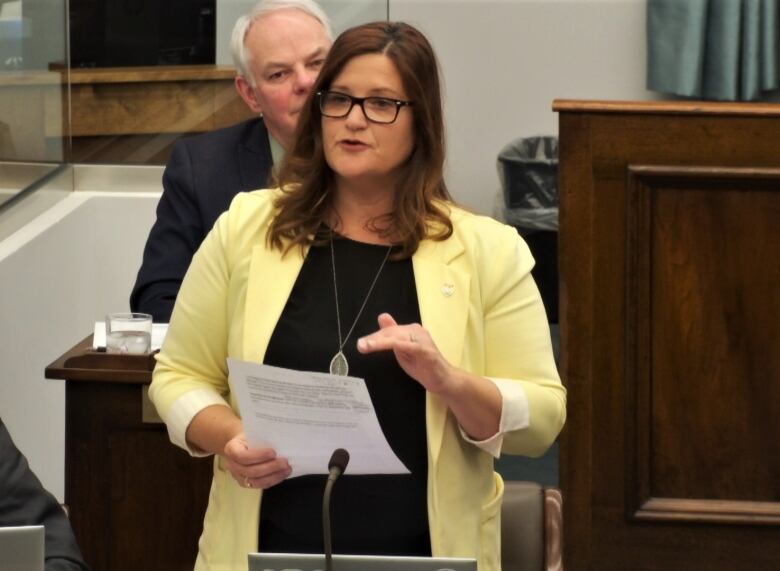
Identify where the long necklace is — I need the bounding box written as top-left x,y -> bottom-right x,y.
329,232 -> 393,376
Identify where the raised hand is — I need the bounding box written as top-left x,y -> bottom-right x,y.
356,312 -> 458,396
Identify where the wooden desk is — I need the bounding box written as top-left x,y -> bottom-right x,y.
555,100 -> 780,570
46,337 -> 213,571
66,65 -> 254,164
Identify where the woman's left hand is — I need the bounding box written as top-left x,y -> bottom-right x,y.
359,313 -> 502,440
357,313 -> 458,396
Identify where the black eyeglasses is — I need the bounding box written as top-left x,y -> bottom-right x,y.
317,90 -> 413,124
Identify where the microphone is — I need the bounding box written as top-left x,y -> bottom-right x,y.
323,448 -> 350,571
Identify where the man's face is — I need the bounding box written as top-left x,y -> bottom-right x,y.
236,9 -> 332,149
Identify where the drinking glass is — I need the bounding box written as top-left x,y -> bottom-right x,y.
105,313 -> 152,354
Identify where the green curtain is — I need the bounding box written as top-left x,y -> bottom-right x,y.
647,0 -> 780,100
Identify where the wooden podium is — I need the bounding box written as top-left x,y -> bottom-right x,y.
555,100 -> 780,570
46,337 -> 213,571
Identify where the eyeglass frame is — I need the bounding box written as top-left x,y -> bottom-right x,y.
316,90 -> 414,124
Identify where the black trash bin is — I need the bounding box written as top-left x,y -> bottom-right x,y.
497,136 -> 559,323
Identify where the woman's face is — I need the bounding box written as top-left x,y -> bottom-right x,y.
321,53 -> 415,192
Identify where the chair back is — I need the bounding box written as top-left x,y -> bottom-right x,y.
500,481 -> 563,571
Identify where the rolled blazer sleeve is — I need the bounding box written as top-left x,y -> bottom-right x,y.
458,378 -> 530,458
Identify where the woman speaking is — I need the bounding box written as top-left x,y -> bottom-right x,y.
150,20 -> 566,571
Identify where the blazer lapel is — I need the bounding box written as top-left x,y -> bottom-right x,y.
243,244 -> 307,362
413,234 -> 470,468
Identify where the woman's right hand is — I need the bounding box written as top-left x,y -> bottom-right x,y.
222,433 -> 292,490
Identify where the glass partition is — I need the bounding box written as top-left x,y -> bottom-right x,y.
0,0 -> 388,211
0,0 -> 387,205
0,0 -> 68,209
66,0 -> 389,166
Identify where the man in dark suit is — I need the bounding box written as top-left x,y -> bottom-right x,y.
0,418 -> 89,571
130,0 -> 333,322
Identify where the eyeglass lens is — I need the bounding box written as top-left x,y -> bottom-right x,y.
320,92 -> 401,124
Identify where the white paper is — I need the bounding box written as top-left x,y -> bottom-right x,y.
228,358 -> 410,477
93,322 -> 168,351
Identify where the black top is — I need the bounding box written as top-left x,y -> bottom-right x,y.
260,235 -> 430,556
130,118 -> 273,322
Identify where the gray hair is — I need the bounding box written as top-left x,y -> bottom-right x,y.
231,0 -> 333,85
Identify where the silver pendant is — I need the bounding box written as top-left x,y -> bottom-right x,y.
329,351 -> 349,376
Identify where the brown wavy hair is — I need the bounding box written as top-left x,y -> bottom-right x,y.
268,21 -> 453,258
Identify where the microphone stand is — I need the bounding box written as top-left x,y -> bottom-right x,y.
323,473 -> 337,571
323,449 -> 349,571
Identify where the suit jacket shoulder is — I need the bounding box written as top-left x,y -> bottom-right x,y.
167,118 -> 273,230
130,119 -> 274,322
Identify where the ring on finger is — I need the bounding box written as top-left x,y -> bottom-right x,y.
244,475 -> 252,488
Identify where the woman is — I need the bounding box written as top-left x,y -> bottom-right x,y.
150,21 -> 566,571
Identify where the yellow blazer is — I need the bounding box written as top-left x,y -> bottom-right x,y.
150,189 -> 566,571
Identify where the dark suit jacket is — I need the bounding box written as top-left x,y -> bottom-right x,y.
130,118 -> 274,322
0,419 -> 89,571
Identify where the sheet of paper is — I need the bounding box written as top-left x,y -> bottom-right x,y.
93,322 -> 168,351
228,358 -> 410,477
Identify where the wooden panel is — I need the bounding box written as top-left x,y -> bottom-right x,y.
65,65 -> 255,164
556,100 -> 780,571
67,133 -> 179,166
626,166 -> 780,525
70,81 -> 218,136
213,81 -> 256,129
554,99 -> 780,117
556,112 -> 594,568
68,66 -> 252,137
68,65 -> 238,84
108,429 -> 210,570
66,380 -> 212,571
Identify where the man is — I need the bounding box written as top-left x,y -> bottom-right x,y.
130,0 -> 333,322
0,418 -> 89,570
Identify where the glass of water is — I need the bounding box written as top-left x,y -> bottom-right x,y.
105,313 -> 152,354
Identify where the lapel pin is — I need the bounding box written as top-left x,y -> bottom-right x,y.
441,282 -> 455,297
